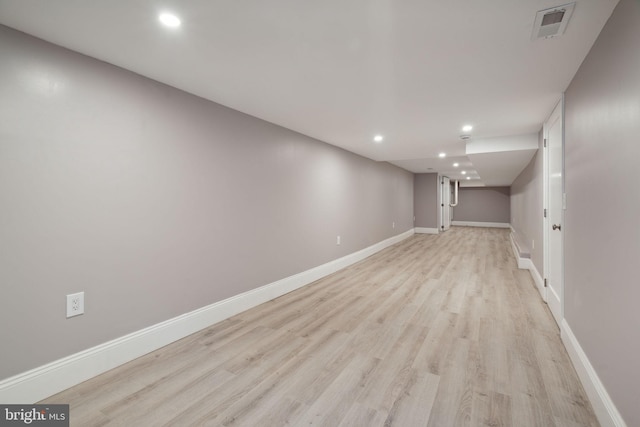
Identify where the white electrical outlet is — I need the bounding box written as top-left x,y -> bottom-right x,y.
66,292 -> 85,318
532,240 -> 535,249
337,235 -> 341,245
392,222 -> 395,229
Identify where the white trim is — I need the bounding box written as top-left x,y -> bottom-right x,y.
511,232 -> 625,427
528,261 -> 544,297
543,97 -> 565,327
451,221 -> 510,228
543,103 -> 550,309
414,227 -> 439,234
441,176 -> 451,231
509,232 -> 529,269
437,174 -> 443,231
0,229 -> 415,404
510,233 -> 545,299
561,320 -> 627,427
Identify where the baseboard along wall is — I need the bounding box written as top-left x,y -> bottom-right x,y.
0,228 -> 415,404
451,221 -> 511,228
561,320 -> 628,427
509,230 -> 627,427
5,224 -> 626,427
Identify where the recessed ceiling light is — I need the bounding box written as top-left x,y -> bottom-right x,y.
373,135 -> 383,143
462,125 -> 473,132
438,152 -> 446,158
159,13 -> 181,28
453,163 -> 459,167
461,171 -> 467,175
466,177 -> 471,180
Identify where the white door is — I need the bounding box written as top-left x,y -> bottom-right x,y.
545,99 -> 564,326
441,176 -> 451,231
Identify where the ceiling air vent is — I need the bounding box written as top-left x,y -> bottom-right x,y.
531,2 -> 576,40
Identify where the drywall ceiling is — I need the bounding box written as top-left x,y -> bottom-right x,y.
0,0 -> 619,186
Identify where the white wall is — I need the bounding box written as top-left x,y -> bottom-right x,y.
0,25 -> 414,381
563,0 -> 640,424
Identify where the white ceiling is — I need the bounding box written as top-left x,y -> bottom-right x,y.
0,0 -> 619,186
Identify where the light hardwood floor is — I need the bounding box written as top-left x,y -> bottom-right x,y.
41,227 -> 599,426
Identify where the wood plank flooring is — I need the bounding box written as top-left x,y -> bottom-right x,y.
41,227 -> 599,426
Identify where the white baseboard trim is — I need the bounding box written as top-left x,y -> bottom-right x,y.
452,221 -> 511,228
561,320 -> 627,427
509,233 -> 544,299
0,229 -> 415,404
414,227 -> 439,234
509,233 -> 528,269
508,233 -> 624,426
528,261 -> 544,296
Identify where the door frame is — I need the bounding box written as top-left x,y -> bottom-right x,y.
543,95 -> 564,324
439,176 -> 451,232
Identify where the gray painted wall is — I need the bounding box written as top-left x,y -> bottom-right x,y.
413,174 -> 438,229
564,0 -> 640,424
510,133 -> 543,271
0,26 -> 414,380
452,187 -> 510,223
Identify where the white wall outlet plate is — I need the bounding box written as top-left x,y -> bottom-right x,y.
67,292 -> 85,318
336,235 -> 341,245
